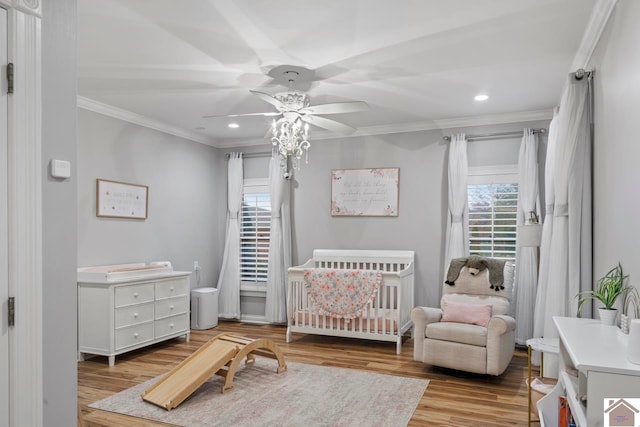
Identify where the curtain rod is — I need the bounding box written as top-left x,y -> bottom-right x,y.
573,68 -> 593,80
225,151 -> 272,160
442,128 -> 547,142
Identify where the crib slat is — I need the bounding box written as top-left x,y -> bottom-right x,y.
300,283 -> 304,326
293,281 -> 297,326
390,284 -> 396,334
398,283 -> 402,327
298,281 -> 302,326
306,289 -> 311,327
302,281 -> 305,326
292,280 -> 296,326
382,285 -> 388,334
369,288 -> 380,333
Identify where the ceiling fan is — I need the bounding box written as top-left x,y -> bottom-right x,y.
203,66 -> 369,136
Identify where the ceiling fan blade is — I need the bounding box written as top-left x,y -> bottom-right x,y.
300,101 -> 369,115
301,115 -> 357,136
202,111 -> 280,119
250,90 -> 286,110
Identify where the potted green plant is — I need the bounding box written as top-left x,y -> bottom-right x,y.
576,263 -> 632,326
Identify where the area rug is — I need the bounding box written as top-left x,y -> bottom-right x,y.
89,358 -> 429,427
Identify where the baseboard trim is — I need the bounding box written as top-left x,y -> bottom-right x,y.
239,314 -> 270,325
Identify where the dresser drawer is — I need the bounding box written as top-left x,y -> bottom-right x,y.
155,296 -> 188,319
115,322 -> 154,350
115,302 -> 154,329
155,278 -> 189,300
114,283 -> 154,307
155,314 -> 189,339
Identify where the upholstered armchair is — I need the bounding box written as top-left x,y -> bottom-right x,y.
411,258 -> 516,375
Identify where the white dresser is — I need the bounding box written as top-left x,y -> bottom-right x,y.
78,267 -> 191,366
537,316 -> 640,427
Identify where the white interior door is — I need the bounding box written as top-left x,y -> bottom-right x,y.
0,6 -> 9,427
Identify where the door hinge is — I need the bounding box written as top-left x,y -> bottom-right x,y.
8,297 -> 15,327
7,63 -> 14,94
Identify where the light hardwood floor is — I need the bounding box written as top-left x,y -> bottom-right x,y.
78,321 -> 533,426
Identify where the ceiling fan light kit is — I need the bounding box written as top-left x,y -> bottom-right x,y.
274,91 -> 310,110
271,116 -> 310,172
205,65 -> 369,175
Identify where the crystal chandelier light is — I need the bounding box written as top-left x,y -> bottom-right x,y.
270,92 -> 311,172
271,113 -> 310,172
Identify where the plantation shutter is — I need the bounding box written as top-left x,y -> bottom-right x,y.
240,187 -> 271,283
467,180 -> 518,262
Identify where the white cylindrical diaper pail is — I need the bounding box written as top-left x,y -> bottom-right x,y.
190,287 -> 219,330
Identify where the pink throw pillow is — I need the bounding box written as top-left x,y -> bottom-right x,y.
441,300 -> 492,327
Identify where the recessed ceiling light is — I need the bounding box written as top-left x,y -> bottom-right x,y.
228,123 -> 240,129
474,94 -> 489,101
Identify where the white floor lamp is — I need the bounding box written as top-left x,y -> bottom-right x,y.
517,223 -> 543,270
519,222 -> 551,427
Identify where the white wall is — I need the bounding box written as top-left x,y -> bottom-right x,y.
42,0 -> 77,425
238,120 -> 548,307
77,109 -> 226,289
589,0 -> 640,307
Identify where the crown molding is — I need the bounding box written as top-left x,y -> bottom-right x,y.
217,109 -> 554,148
77,96 -> 552,149
345,109 -> 554,139
77,96 -> 219,147
215,137 -> 271,149
571,0 -> 618,71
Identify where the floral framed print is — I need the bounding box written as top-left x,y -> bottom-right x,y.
331,168 -> 399,217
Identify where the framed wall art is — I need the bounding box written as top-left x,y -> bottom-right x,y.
96,179 -> 149,219
331,168 -> 399,217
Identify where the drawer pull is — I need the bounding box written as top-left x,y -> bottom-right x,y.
133,333 -> 139,338
169,286 -> 175,292
133,292 -> 139,298
169,305 -> 174,310
134,313 -> 139,318
170,324 -> 174,329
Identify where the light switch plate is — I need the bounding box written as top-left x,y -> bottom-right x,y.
51,159 -> 71,179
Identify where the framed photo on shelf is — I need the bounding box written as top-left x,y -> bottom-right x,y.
331,168 -> 399,217
96,179 -> 149,219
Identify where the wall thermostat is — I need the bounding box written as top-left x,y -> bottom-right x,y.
51,159 -> 71,179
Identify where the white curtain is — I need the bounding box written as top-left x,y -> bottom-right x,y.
217,152 -> 243,319
443,133 -> 469,275
536,75 -> 591,376
568,94 -> 593,322
265,156 -> 292,323
514,129 -> 540,345
533,109 -> 559,344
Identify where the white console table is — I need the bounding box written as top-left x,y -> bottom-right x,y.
537,316 -> 640,427
78,268 -> 191,366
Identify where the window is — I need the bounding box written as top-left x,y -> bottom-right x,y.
240,180 -> 271,285
467,166 -> 518,262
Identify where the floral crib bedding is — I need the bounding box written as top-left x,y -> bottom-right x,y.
303,268 -> 383,319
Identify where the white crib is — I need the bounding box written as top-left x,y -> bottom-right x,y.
286,249 -> 415,354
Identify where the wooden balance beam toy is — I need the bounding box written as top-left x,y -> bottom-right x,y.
141,333 -> 287,411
